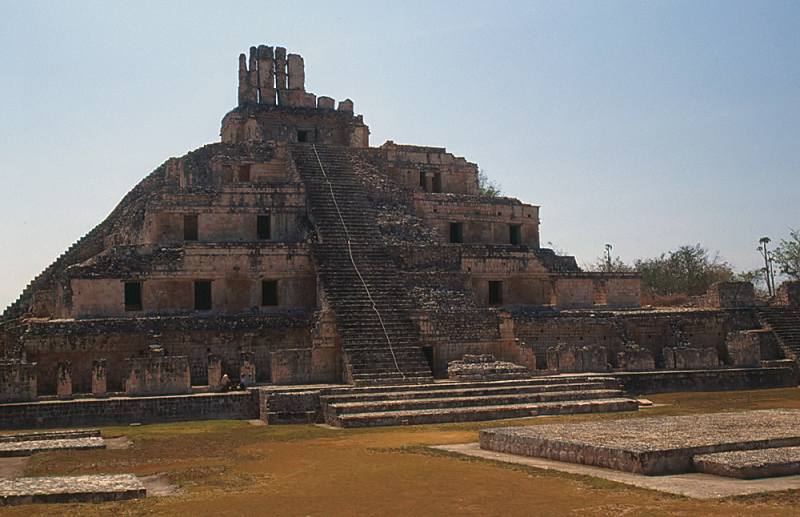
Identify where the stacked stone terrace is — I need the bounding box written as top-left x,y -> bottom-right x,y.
1,45 -> 798,409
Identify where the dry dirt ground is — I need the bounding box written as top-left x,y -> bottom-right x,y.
1,388 -> 800,516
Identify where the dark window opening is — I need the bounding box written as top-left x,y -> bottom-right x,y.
488,281 -> 503,306
432,172 -> 442,193
257,215 -> 271,240
124,282 -> 142,311
237,164 -> 251,182
422,346 -> 435,374
509,225 -> 520,245
262,280 -> 278,307
221,165 -> 233,183
194,281 -> 212,311
419,171 -> 426,189
449,222 -> 463,244
184,215 -> 198,241
297,130 -> 311,143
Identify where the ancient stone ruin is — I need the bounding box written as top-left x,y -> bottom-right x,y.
0,46 -> 798,427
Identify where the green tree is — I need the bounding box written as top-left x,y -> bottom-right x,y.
634,244 -> 734,297
773,229 -> 800,280
476,168 -> 502,197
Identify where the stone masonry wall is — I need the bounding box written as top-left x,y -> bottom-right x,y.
0,361 -> 37,403
0,391 -> 259,430
124,356 -> 191,396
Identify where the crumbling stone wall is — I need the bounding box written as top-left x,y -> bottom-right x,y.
382,141 -> 480,195
703,282 -> 755,308
415,194 -> 539,247
776,280 -> 800,307
546,343 -> 608,373
23,312 -> 316,393
124,356 -> 191,396
724,330 -> 765,367
0,361 -> 37,403
663,347 -> 719,370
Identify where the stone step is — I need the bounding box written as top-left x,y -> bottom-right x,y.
325,389 -> 625,416
320,381 -> 617,405
329,398 -> 638,428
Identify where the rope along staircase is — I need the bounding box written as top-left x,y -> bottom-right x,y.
291,144 -> 433,385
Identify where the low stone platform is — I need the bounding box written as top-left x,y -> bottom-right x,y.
0,474 -> 146,506
479,409 -> 800,475
694,446 -> 800,479
0,429 -> 105,458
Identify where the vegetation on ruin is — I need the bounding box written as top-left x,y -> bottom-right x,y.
773,229 -> 800,281
4,388 -> 800,516
476,168 -> 502,197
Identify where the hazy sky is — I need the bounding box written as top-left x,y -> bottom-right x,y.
1,1 -> 798,310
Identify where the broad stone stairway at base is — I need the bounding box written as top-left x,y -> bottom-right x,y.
291,144 -> 433,386
320,376 -> 638,428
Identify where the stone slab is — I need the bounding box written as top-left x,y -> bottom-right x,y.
0,474 -> 146,506
479,409 -> 800,475
0,437 -> 106,457
436,443 -> 800,499
694,446 -> 800,479
0,430 -> 100,443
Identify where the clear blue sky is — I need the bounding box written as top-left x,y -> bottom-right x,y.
1,1 -> 798,310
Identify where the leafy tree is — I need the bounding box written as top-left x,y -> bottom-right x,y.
477,168 -> 502,197
634,244 -> 734,297
773,229 -> 800,280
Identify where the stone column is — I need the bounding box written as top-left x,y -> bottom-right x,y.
257,45 -> 276,105
287,54 -> 305,91
56,361 -> 72,399
275,47 -> 287,91
92,359 -> 107,397
240,351 -> 256,385
207,354 -> 222,388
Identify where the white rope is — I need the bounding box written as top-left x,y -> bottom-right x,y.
311,145 -> 405,379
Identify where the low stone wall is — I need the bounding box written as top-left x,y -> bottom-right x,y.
615,367 -> 796,395
270,349 -> 312,384
0,361 -> 37,403
617,345 -> 655,371
663,347 -> 719,370
447,354 -> 529,382
0,391 -> 259,430
776,280 -> 800,307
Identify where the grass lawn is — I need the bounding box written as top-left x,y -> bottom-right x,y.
4,388 -> 800,516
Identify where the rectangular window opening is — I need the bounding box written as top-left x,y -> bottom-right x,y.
509,225 -> 521,246
124,282 -> 142,312
257,214 -> 271,240
297,130 -> 311,143
449,222 -> 463,244
194,281 -> 212,311
262,280 -> 278,307
432,172 -> 442,193
488,281 -> 503,306
184,215 -> 198,241
419,171 -> 426,190
237,164 -> 251,182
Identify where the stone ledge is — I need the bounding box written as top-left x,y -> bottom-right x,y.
0,474 -> 145,506
479,409 -> 800,475
694,446 -> 800,479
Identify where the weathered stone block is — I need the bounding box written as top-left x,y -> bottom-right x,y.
663,347 -> 718,370
124,356 -> 191,396
270,349 -> 312,385
725,331 -> 762,367
617,345 -> 655,372
92,359 -> 107,397
0,361 -> 37,403
56,361 -> 72,399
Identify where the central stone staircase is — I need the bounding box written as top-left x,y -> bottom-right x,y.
291,144 -> 433,385
319,376 -> 638,428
